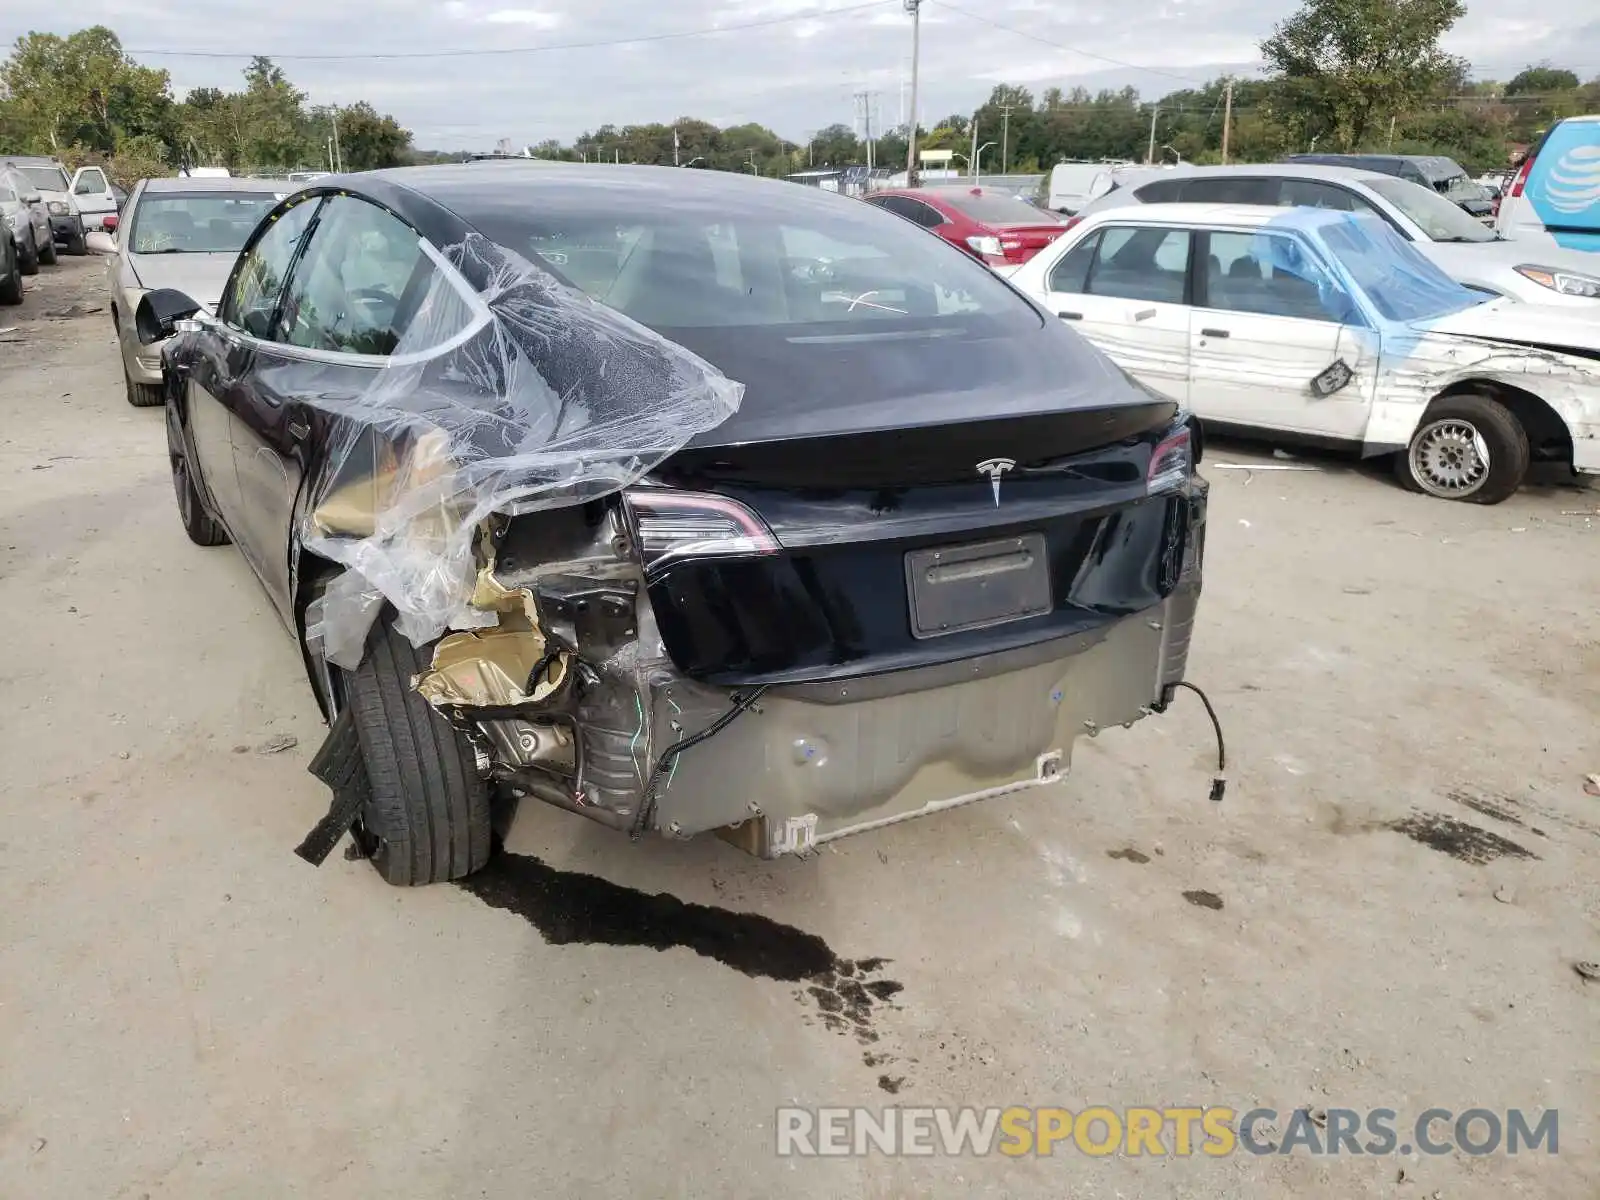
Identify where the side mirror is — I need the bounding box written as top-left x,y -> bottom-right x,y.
135,288 -> 202,345
85,230 -> 117,255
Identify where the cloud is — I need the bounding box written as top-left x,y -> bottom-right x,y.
481,8 -> 564,27
3,0 -> 1596,150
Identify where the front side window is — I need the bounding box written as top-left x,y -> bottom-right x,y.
74,169 -> 106,195
1204,230 -> 1353,322
129,192 -> 282,255
1084,226 -> 1191,304
1363,176 -> 1496,243
274,194 -> 439,356
221,195 -> 321,338
1278,180 -> 1359,211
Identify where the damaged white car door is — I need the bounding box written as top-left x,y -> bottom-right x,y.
1039,223 -> 1193,404
1187,228 -> 1375,439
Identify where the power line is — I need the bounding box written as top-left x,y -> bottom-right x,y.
933,0 -> 1210,85
123,0 -> 897,61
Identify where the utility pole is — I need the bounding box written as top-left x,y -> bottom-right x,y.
1146,105 -> 1159,166
856,90 -> 877,173
1221,80 -> 1233,164
970,118 -> 979,181
904,0 -> 922,184
331,109 -> 343,173
999,103 -> 1015,175
674,127 -> 680,167
1387,114 -> 1397,151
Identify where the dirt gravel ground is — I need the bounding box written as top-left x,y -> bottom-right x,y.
2,255 -> 1598,1199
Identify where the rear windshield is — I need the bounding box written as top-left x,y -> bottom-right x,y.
1364,177 -> 1497,243
468,187 -> 1041,332
18,165 -> 69,193
934,190 -> 1059,226
130,192 -> 281,254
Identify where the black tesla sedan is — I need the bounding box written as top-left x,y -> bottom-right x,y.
137,163 -> 1208,885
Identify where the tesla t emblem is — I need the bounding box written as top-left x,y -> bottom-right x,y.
976,457 -> 1016,506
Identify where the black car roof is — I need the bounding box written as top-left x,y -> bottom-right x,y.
348,160 -> 853,231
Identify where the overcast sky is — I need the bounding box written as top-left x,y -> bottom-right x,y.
5,1 -> 1598,150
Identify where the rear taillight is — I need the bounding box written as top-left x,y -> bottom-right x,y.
103,213 -> 118,231
966,234 -> 1005,259
1508,155 -> 1533,199
1148,427 -> 1192,492
624,489 -> 779,575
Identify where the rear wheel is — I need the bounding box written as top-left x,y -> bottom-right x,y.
18,234 -> 38,276
346,613 -> 493,886
1395,393 -> 1528,505
39,232 -> 58,265
166,403 -> 229,546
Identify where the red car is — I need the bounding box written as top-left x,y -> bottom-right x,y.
863,185 -> 1068,267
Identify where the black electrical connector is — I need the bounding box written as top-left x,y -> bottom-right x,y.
1168,680 -> 1227,802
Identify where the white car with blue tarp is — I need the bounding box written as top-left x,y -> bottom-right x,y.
1006,203 -> 1600,503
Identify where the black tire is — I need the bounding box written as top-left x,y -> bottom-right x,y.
1395,393 -> 1528,505
18,236 -> 38,276
346,614 -> 492,886
39,233 -> 58,265
165,402 -> 229,546
125,366 -> 163,408
0,243 -> 21,306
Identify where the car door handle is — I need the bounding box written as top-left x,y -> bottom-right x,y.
287,419 -> 310,440
1133,308 -> 1158,322
1057,310 -> 1082,320
1200,328 -> 1231,338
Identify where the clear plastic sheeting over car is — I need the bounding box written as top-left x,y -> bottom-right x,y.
299,230 -> 744,667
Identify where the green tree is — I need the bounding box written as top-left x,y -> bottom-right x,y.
1261,0 -> 1466,150
1,26 -> 173,155
1505,64 -> 1580,96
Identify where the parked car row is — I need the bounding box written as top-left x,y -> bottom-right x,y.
86,175 -> 294,405
871,153 -> 1600,505
1,156 -> 128,306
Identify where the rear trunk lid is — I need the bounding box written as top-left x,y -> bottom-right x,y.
634,318 -> 1195,685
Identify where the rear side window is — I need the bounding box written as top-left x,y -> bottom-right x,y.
1180,177 -> 1280,205
1085,226 -> 1191,304
275,194 -> 437,356
1048,230 -> 1101,292
1134,179 -> 1185,203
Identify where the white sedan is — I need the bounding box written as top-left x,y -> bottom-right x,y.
1005,203 -> 1600,503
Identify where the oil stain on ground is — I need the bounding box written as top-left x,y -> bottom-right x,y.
1107,847 -> 1151,864
1182,889 -> 1224,910
1388,812 -> 1539,866
456,849 -> 903,1036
